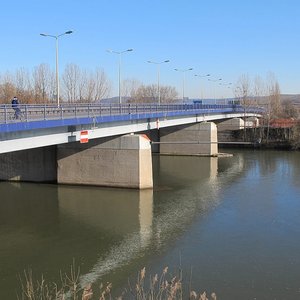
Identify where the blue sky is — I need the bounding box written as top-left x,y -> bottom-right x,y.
0,0 -> 300,99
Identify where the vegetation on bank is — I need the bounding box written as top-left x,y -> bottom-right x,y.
17,264 -> 217,300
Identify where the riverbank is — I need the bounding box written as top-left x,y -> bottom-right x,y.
218,127 -> 300,150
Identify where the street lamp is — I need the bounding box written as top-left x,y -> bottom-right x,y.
40,30 -> 73,106
218,82 -> 232,104
208,78 -> 222,103
147,60 -> 170,105
219,82 -> 232,86
194,74 -> 210,100
174,68 -> 193,103
107,48 -> 133,105
208,78 -> 222,82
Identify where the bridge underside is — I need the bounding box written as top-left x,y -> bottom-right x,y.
0,114 -> 261,189
0,120 -> 222,188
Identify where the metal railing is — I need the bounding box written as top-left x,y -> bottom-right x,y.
0,103 -> 265,125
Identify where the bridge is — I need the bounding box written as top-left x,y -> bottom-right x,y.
0,103 -> 263,189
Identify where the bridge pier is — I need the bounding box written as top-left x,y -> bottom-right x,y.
159,122 -> 218,156
217,118 -> 244,131
0,146 -> 57,182
57,134 -> 153,189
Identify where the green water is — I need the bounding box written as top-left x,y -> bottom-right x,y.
0,150 -> 300,299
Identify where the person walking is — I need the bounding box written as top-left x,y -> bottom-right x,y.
11,96 -> 21,119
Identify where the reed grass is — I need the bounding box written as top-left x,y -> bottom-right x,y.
17,263 -> 216,300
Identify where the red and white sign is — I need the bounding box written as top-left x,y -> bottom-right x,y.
80,130 -> 89,143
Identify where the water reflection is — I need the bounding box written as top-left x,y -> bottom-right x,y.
154,155 -> 218,184
58,188 -> 154,287
77,156 -> 223,287
58,187 -> 153,236
3,151 -> 300,299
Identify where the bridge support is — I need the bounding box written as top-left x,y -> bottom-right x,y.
159,122 -> 218,156
217,117 -> 260,132
217,118 -> 244,131
57,134 -> 153,189
0,146 -> 57,182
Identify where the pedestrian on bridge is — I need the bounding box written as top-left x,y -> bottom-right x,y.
11,96 -> 21,119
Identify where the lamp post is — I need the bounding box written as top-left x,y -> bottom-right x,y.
40,30 -> 73,106
208,78 -> 222,103
219,82 -> 232,104
208,78 -> 222,82
147,60 -> 170,105
107,48 -> 133,105
174,68 -> 193,103
194,74 -> 210,100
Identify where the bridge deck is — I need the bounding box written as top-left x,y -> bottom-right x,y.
0,103 -> 264,133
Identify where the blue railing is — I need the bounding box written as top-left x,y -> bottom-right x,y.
0,103 -> 265,125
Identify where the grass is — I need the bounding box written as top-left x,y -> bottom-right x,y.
17,263 -> 217,300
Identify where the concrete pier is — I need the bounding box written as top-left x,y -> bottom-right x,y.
218,118 -> 244,131
159,122 -> 218,156
57,134 -> 153,189
0,146 -> 57,182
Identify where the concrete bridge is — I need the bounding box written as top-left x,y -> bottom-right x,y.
0,103 -> 263,189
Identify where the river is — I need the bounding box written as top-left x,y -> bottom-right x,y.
0,150 -> 300,299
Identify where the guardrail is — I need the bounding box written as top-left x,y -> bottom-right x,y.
0,103 -> 265,124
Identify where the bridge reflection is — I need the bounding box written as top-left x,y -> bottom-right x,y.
62,155 -> 223,286
58,187 -> 153,245
0,154 -> 242,298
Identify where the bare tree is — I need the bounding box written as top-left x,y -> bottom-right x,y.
159,86 -> 178,103
0,72 -> 16,103
131,84 -> 157,103
129,84 -> 178,103
234,74 -> 253,140
62,65 -> 110,103
62,63 -> 81,103
253,75 -> 266,106
77,69 -> 88,102
235,74 -> 252,106
282,99 -> 299,119
92,68 -> 110,102
122,78 -> 141,99
267,73 -> 282,118
14,68 -> 34,103
33,63 -> 53,103
76,68 -> 110,103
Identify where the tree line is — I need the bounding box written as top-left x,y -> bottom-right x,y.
0,64 -> 178,104
1,65 -> 299,120
234,73 -> 299,119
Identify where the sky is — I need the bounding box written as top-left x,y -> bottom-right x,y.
0,0 -> 300,99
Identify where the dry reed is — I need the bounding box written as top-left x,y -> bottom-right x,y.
17,265 -> 216,300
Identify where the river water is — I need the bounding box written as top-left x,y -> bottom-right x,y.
0,150 -> 300,299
